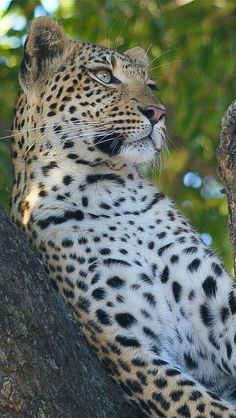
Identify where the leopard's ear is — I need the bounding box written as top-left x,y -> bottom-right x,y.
20,17 -> 69,88
124,47 -> 149,66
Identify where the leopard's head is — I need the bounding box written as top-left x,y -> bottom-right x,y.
17,17 -> 166,168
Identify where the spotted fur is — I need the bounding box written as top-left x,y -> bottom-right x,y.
11,17 -> 236,417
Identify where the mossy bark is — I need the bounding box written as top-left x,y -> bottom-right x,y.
217,100 -> 236,275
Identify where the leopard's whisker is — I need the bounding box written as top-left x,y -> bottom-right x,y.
148,48 -> 180,67
150,60 -> 183,72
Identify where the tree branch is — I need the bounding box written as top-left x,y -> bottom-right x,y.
216,100 -> 236,274
0,207 -> 143,418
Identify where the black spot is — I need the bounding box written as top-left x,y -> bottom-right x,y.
143,292 -> 156,306
202,276 -> 217,297
177,404 -> 191,417
225,341 -> 232,359
103,258 -> 131,267
200,304 -> 213,327
76,158 -> 90,165
188,258 -> 201,272
212,262 -> 222,277
152,392 -> 170,411
63,74 -> 70,81
189,391 -> 202,401
147,400 -> 166,417
82,196 -> 88,207
38,190 -> 48,197
168,210 -> 175,221
160,266 -> 169,283
148,241 -> 155,250
78,237 -> 87,246
91,273 -> 101,285
143,327 -> 159,342
63,288 -> 74,299
172,281 -> 182,303
152,359 -> 168,367
96,309 -> 112,325
208,331 -> 220,350
37,209 -> 84,229
69,106 -> 76,114
155,378 -> 167,388
67,153 -> 77,159
61,238 -> 73,248
41,161 -> 58,176
99,248 -> 111,255
116,294 -> 124,303
169,390 -> 183,401
118,359 -> 130,372
126,379 -> 143,394
63,175 -> 73,185
119,382 -> 132,397
142,193 -> 165,212
139,273 -> 153,285
183,246 -> 198,255
53,123 -> 61,132
158,243 -> 173,256
92,287 -> 106,300
86,173 -> 125,186
94,133 -> 124,156
196,403 -> 205,413
170,255 -> 179,264
136,372 -> 147,388
229,290 -> 236,314
66,264 -> 75,273
184,353 -> 198,369
166,368 -> 181,377
140,308 -> 151,319
76,280 -> 88,292
47,111 -> 56,117
115,313 -> 137,328
157,232 -> 166,239
220,306 -> 230,324
77,296 -> 91,313
188,290 -> 195,300
100,202 -> 111,210
107,276 -> 125,289
116,335 -> 141,347
178,379 -> 195,387
221,358 -> 231,374
132,358 -> 147,367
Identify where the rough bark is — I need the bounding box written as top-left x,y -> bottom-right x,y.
0,207 -> 143,418
216,100 -> 236,274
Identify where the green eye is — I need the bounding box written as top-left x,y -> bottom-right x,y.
93,69 -> 112,84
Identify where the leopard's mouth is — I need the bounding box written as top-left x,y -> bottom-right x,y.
130,134 -> 163,151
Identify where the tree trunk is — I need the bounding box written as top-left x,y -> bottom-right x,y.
0,207 -> 143,418
217,100 -> 236,274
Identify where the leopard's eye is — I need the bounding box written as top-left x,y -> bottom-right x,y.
147,83 -> 159,91
92,69 -> 112,84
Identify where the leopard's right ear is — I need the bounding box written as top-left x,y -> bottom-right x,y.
20,17 -> 70,89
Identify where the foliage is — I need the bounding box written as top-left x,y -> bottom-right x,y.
0,0 -> 235,269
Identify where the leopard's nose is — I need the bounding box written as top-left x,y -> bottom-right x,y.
139,105 -> 166,125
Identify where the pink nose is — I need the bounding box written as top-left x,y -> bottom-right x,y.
139,105 -> 166,125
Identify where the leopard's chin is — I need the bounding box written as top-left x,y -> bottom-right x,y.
119,136 -> 159,164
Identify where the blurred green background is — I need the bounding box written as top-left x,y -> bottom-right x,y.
0,0 -> 235,269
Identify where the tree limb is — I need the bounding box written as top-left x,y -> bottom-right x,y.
216,100 -> 236,274
0,207 -> 143,418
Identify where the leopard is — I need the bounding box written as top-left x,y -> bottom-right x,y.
10,17 -> 236,417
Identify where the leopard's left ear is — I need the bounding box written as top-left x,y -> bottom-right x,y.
124,47 -> 149,66
20,17 -> 70,88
